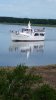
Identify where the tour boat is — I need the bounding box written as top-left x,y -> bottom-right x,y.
11,21 -> 45,41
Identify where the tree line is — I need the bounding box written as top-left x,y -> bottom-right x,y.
0,17 -> 56,25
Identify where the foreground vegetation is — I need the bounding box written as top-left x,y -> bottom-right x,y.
0,65 -> 56,100
0,17 -> 56,26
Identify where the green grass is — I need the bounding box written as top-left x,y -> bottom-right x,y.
0,65 -> 56,100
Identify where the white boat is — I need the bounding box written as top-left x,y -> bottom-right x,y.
11,21 -> 45,41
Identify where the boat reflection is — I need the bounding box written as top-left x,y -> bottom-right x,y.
9,41 -> 44,59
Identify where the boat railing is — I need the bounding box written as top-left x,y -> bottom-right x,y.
10,30 -> 19,35
34,28 -> 45,32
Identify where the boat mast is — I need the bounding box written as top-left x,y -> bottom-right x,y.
28,21 -> 31,29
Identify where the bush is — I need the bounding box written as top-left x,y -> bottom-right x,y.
32,84 -> 56,100
0,66 -> 56,100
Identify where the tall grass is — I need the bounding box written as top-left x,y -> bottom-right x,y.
0,65 -> 56,100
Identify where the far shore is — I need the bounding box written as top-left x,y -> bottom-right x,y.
0,22 -> 56,27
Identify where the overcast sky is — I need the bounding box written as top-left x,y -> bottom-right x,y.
0,0 -> 56,19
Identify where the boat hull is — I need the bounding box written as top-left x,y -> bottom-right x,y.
11,33 -> 45,41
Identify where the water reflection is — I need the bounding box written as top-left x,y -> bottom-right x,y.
9,41 -> 44,59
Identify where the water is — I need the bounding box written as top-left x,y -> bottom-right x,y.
0,24 -> 56,66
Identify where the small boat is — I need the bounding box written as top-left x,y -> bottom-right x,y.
11,21 -> 45,41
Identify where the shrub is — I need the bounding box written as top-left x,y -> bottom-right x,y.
0,66 -> 56,100
32,84 -> 56,100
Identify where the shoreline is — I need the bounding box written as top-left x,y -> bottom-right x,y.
0,22 -> 56,27
0,64 -> 56,68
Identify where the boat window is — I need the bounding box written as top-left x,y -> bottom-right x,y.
40,33 -> 44,36
34,33 -> 39,36
22,28 -> 32,33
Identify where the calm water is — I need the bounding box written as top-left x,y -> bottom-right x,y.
0,24 -> 56,66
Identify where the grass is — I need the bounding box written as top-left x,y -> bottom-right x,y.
0,64 -> 56,100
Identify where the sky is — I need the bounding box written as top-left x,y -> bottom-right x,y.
0,0 -> 56,19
